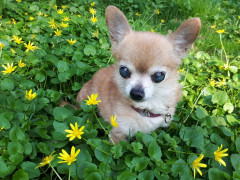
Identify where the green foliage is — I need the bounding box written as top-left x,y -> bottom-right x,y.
0,0 -> 240,179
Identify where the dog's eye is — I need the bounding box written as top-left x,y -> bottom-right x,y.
119,66 -> 131,79
151,72 -> 165,83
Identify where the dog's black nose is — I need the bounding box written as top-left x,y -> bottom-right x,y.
130,87 -> 145,101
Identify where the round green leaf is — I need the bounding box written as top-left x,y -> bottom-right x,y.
21,161 -> 40,178
13,169 -> 28,180
212,91 -> 228,105
223,102 -> 234,113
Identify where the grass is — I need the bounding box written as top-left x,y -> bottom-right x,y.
0,0 -> 239,179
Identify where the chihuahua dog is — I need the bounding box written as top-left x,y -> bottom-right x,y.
64,6 -> 201,144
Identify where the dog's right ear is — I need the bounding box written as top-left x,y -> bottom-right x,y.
106,6 -> 132,43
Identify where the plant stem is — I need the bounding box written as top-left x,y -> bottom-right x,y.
219,34 -> 230,76
183,87 -> 206,123
68,165 -> 71,180
49,164 -> 63,180
92,108 -> 115,144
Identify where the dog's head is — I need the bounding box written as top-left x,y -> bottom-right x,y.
106,6 -> 201,103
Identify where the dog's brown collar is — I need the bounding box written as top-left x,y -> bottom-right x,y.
131,106 -> 163,118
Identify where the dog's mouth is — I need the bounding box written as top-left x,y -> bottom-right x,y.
131,106 -> 163,118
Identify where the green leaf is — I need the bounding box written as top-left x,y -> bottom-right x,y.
117,171 -> 137,180
52,121 -> 68,140
0,113 -> 11,129
37,142 -> 50,154
196,106 -> 209,119
179,126 -> 204,147
9,154 -> 24,165
0,157 -> 9,178
231,154 -> 240,171
171,159 -> 191,177
223,102 -> 234,113
53,107 -> 72,121
1,78 -> 14,91
21,162 -> 40,178
131,142 -> 143,154
229,66 -> 238,73
138,170 -> 154,180
131,156 -> 150,172
212,91 -> 228,105
13,169 -> 28,180
57,61 -> 69,72
236,137 -> 240,154
24,142 -> 32,155
35,72 -> 45,82
8,142 -> 24,155
84,45 -> 96,56
110,144 -> 123,159
9,126 -> 25,142
208,168 -> 231,180
148,141 -> 162,161
83,163 -> 101,180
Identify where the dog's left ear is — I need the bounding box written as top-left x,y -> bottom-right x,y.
168,18 -> 201,58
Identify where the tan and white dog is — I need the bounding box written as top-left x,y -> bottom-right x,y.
64,6 -> 201,144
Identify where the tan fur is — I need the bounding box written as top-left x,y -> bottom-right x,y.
66,6 -> 201,144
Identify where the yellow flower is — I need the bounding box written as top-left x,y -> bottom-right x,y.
29,16 -> 35,21
25,12 -> 28,16
89,8 -> 96,15
156,9 -> 160,15
24,41 -> 35,52
111,115 -> 118,127
192,154 -> 207,179
61,22 -> 69,28
32,45 -> 40,50
90,15 -> 98,24
216,29 -> 225,34
13,35 -> 23,44
0,127 -> 4,132
136,12 -> 141,16
0,42 -> 5,49
78,14 -> 81,18
36,152 -> 55,168
12,18 -> 17,24
54,29 -> 62,36
58,146 -> 80,165
85,93 -> 101,105
211,25 -> 216,29
223,1 -> 227,3
150,28 -> 154,32
48,19 -> 58,29
54,5 -> 58,10
44,14 -> 48,17
209,79 -> 216,87
10,48 -> 16,54
91,2 -> 95,6
217,78 -> 226,87
25,89 -> 37,101
57,9 -> 64,14
62,5 -> 67,9
238,40 -> 240,44
38,11 -> 43,16
238,16 -> 240,19
1,63 -> 17,75
66,39 -> 76,45
92,30 -> 99,38
65,122 -> 85,141
0,16 -> 2,19
16,0 -> 21,2
18,59 -> 26,68
214,144 -> 228,166
62,16 -> 70,21
161,19 -> 165,23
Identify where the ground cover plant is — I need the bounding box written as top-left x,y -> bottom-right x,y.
0,0 -> 239,179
